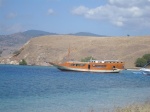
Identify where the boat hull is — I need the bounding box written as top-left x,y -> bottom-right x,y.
140,68 -> 150,75
49,60 -> 124,73
52,64 -> 121,73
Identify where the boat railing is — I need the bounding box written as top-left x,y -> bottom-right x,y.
89,60 -> 122,63
67,60 -> 124,64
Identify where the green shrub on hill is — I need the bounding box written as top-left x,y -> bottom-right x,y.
143,54 -> 150,63
81,56 -> 96,62
135,58 -> 147,67
19,59 -> 27,65
135,54 -> 150,67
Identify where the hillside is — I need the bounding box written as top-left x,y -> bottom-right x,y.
0,30 -> 57,57
1,35 -> 150,68
0,30 -> 102,57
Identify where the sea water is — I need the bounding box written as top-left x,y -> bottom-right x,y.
0,65 -> 150,112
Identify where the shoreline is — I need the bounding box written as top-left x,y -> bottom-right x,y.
89,101 -> 150,112
114,101 -> 150,112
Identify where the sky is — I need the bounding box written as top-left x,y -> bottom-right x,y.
0,0 -> 150,36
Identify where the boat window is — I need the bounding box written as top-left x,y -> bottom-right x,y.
113,66 -> 116,68
71,64 -> 75,66
76,64 -> 85,66
71,64 -> 85,66
93,65 -> 106,68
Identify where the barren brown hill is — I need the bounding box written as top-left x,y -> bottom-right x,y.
8,35 -> 150,68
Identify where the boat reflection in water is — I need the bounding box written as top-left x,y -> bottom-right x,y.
50,60 -> 124,73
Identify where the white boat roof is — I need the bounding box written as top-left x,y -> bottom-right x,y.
68,60 -> 123,63
89,60 -> 122,62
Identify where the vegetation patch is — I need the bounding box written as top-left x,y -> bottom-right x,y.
135,54 -> 150,67
19,59 -> 27,65
81,56 -> 96,62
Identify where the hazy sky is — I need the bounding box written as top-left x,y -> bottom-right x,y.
0,0 -> 150,36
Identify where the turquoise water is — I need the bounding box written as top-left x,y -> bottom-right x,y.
0,65 -> 150,112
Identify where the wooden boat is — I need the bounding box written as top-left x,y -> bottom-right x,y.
50,60 -> 124,73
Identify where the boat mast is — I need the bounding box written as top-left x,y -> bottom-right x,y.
67,44 -> 70,61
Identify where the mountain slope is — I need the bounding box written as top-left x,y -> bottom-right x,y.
0,30 -> 106,57
0,30 -> 57,57
22,30 -> 57,37
70,32 -> 105,37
